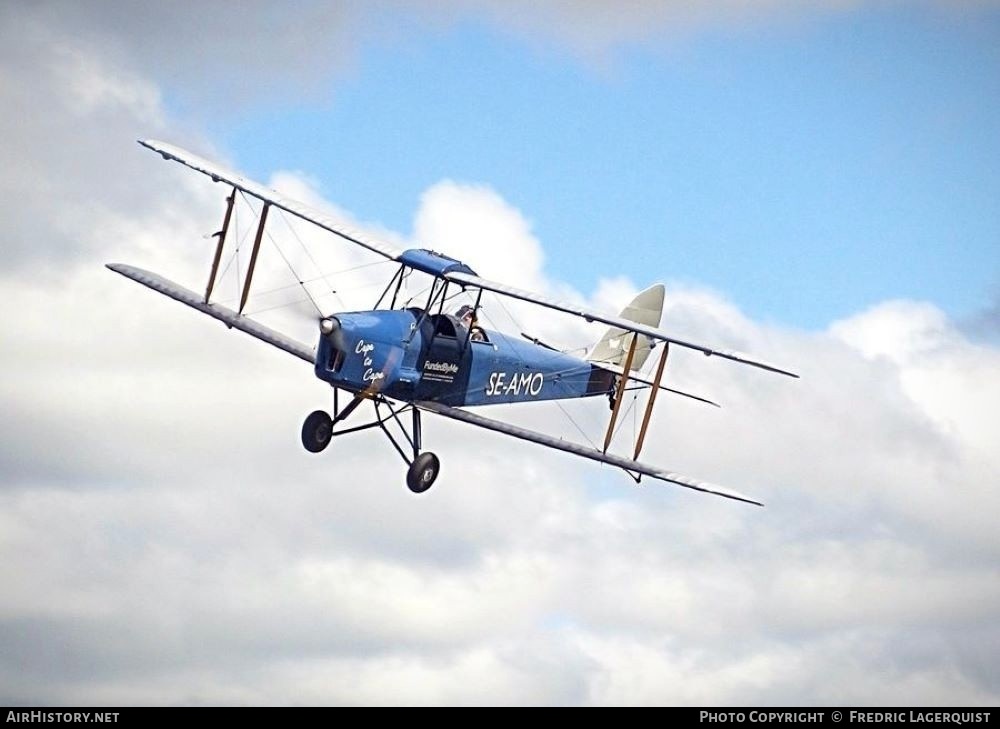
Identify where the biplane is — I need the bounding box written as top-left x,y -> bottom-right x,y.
109,140 -> 797,506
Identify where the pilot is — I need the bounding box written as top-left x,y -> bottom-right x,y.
455,304 -> 485,341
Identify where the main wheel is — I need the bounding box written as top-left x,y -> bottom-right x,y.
301,410 -> 333,453
406,452 -> 440,493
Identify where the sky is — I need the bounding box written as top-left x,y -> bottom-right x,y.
1,0 -> 999,706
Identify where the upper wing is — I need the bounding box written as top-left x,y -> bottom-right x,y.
445,271 -> 798,378
415,400 -> 762,506
107,263 -> 315,364
139,139 -> 403,262
140,139 -> 795,380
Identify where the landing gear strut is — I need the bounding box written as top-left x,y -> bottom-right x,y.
299,394 -> 441,494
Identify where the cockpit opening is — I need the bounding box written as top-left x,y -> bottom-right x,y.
454,305 -> 488,343
432,314 -> 458,338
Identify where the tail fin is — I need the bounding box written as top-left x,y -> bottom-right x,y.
586,284 -> 665,372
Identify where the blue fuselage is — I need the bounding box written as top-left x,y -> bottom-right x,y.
314,308 -> 614,406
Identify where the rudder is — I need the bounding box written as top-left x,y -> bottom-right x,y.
586,284 -> 665,371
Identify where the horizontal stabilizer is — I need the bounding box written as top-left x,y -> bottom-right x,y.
415,400 -> 761,506
598,363 -> 721,408
107,263 -> 315,364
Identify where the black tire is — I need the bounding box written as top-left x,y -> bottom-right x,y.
406,452 -> 440,494
301,410 -> 333,453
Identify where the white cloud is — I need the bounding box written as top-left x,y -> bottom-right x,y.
831,300 -> 961,364
2,4 -> 999,707
414,180 -> 546,291
445,0 -> 862,61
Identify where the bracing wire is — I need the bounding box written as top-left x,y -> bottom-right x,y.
263,225 -> 323,316
555,400 -> 600,450
217,224 -> 254,282
477,291 -> 605,450
243,296 -> 318,317
215,191 -> 396,318
233,200 -> 241,305
241,279 -> 391,317
403,283 -> 432,307
216,194 -> 256,296
217,261 -> 392,309
273,204 -> 346,311
612,392 -> 638,443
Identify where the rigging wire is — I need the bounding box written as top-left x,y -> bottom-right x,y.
476,291 -> 606,451
262,225 -> 323,316
555,400 -> 600,450
403,282 -> 432,307
612,392 -> 638,444
217,261 -> 392,309
214,192 -> 396,317
272,202 -> 346,311
241,279 -> 392,317
633,387 -> 638,447
216,195 -> 255,289
243,295 -> 319,317
233,199 -> 241,306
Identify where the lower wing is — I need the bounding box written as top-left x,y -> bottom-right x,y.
107,263 -> 315,364
414,400 -> 762,506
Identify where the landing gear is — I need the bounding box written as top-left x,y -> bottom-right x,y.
301,410 -> 333,453
300,394 -> 442,493
407,452 -> 440,493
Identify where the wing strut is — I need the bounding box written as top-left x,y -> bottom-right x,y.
239,202 -> 270,315
205,187 -> 236,304
633,342 -> 669,460
603,332 -> 639,453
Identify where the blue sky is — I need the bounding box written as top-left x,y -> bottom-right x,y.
194,4 -> 1000,331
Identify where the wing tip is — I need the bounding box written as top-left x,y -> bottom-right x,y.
106,262 -> 143,276
695,482 -> 764,507
706,486 -> 764,507
765,365 -> 800,379
137,138 -> 177,162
